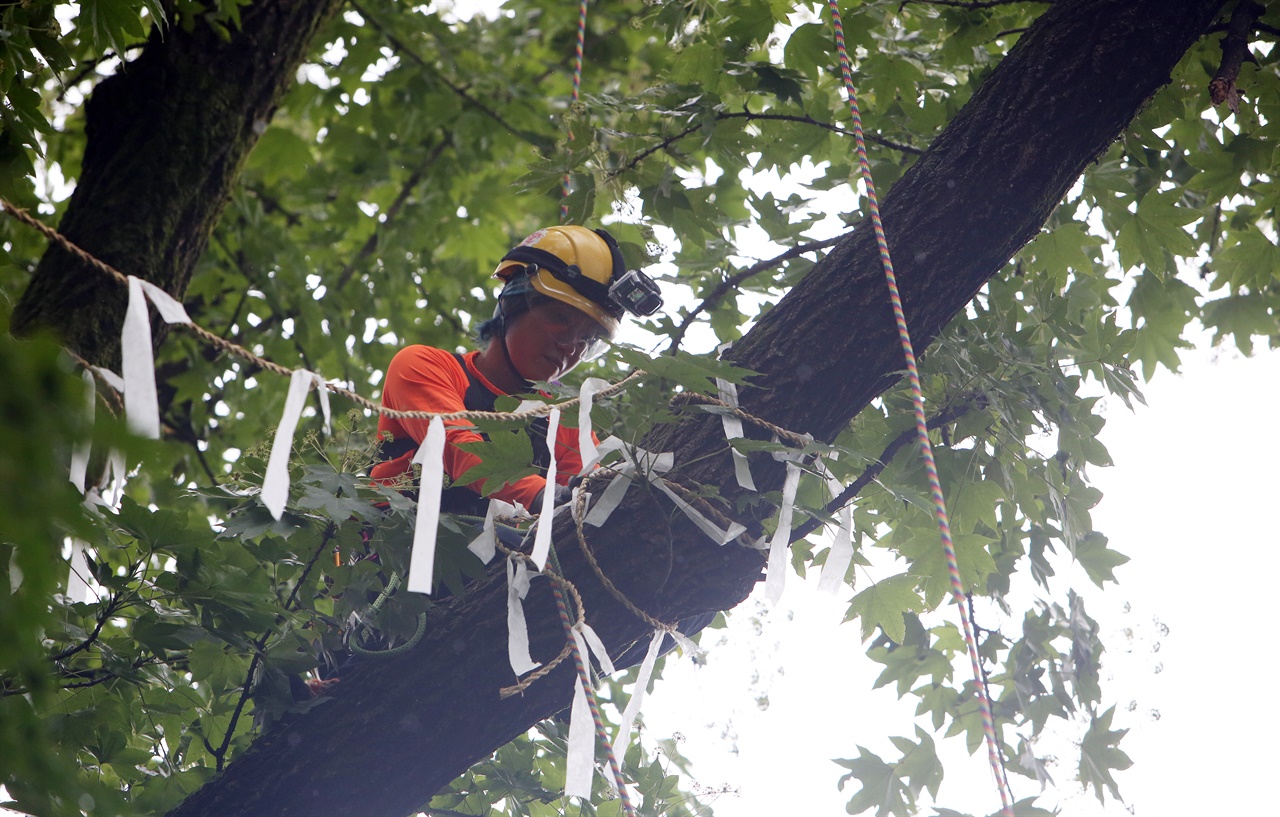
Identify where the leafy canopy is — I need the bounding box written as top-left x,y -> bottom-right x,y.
0,0 -> 1277,816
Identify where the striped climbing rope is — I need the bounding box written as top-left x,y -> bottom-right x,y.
823,2 -> 1015,814
560,0 -> 590,223
549,3 -> 635,809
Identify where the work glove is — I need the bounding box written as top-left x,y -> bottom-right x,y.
533,482 -> 574,511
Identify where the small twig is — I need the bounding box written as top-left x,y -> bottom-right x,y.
351,0 -> 543,146
1209,0 -> 1264,113
55,46 -> 146,102
54,656 -> 159,692
244,185 -> 303,228
966,593 -> 1016,800
789,400 -> 974,543
215,522 -> 339,770
666,234 -> 846,351
612,112 -> 919,183
413,279 -> 468,336
48,593 -> 125,662
334,140 -> 449,291
902,0 -> 1047,9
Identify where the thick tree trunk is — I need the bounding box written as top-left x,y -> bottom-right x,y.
9,0 -> 344,368
164,2 -> 1224,816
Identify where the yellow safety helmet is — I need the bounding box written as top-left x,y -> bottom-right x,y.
493,226 -> 624,336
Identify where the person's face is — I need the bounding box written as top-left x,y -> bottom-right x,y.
503,300 -> 608,382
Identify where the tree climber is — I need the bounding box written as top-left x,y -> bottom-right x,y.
371,225 -> 662,517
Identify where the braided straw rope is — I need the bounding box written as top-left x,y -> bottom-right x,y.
572,487 -> 674,632
0,197 -> 644,424
671,391 -> 811,449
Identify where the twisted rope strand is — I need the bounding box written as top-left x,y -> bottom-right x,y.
545,545 -> 635,816
824,3 -> 1013,814
0,198 -> 644,424
573,488 -> 675,632
671,391 -> 811,449
499,640 -> 574,698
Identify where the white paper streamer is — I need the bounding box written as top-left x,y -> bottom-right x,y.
262,370 -> 315,520
138,279 -> 192,325
468,498 -> 517,564
312,373 -> 332,436
583,437 -> 638,527
66,488 -> 112,603
816,456 -> 855,594
407,416 -> 446,594
617,629 -> 665,751
668,629 -> 705,660
577,622 -> 616,675
92,366 -> 125,393
102,449 -> 127,508
764,460 -> 803,605
652,480 -> 747,545
122,277 -> 161,439
8,546 -> 23,593
583,438 -> 745,544
530,407 -> 561,571
715,377 -> 756,491
577,378 -> 611,472
65,539 -> 94,604
819,505 -> 855,594
120,277 -> 192,440
69,369 -> 95,493
506,554 -> 541,676
565,628 -> 597,800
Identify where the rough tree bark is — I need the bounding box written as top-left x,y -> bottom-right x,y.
9,0 -> 345,367
158,1 -> 1223,815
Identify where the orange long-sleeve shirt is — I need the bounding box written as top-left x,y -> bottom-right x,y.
370,346 -> 590,509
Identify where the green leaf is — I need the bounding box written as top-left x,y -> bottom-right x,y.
1078,706 -> 1132,804
80,0 -> 152,55
845,573 -> 924,644
611,344 -> 758,393
836,747 -> 911,817
1025,223 -> 1100,288
1126,270 -> 1199,378
1073,532 -> 1128,587
900,530 -> 998,608
187,640 -> 247,693
1114,190 -> 1198,273
455,430 -> 539,494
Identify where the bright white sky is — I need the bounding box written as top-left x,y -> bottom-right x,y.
639,339 -> 1280,817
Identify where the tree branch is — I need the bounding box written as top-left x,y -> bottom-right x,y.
902,0 -> 1051,9
350,0 -> 547,148
665,234 -> 847,352
790,400 -> 976,543
215,522 -> 339,771
1209,0 -> 1264,112
333,139 -> 449,291
48,592 -> 126,663
612,112 -> 920,183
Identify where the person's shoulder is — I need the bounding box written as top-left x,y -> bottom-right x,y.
391,344 -> 453,362
387,345 -> 466,378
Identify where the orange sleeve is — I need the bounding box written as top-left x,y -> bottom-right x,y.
376,346 -> 546,508
552,423 -> 600,486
